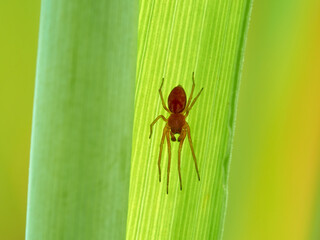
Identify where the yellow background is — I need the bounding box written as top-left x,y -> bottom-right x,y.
0,0 -> 40,239
0,0 -> 319,239
224,0 -> 320,239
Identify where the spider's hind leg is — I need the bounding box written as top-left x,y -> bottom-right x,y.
185,72 -> 196,110
159,78 -> 170,113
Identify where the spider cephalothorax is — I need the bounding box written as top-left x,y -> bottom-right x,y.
149,72 -> 203,194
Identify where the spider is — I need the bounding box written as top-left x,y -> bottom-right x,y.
149,72 -> 203,194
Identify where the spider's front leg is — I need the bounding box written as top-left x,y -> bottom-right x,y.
165,128 -> 172,194
185,123 -> 200,181
158,125 -> 169,183
177,130 -> 186,190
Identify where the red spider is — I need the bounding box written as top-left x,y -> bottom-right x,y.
149,72 -> 203,194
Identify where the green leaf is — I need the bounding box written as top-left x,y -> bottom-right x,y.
25,1 -> 138,239
126,0 -> 252,239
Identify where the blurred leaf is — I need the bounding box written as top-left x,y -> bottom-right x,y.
126,0 -> 252,239
25,0 -> 137,239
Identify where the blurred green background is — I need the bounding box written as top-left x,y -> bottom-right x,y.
0,0 -> 319,239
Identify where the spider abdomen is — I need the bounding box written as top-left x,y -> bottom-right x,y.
168,86 -> 187,113
168,113 -> 185,134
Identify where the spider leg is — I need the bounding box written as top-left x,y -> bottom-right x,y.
185,123 -> 200,181
185,87 -> 203,117
178,130 -> 186,190
185,72 -> 195,111
149,115 -> 167,139
166,129 -> 172,194
158,125 -> 167,182
159,78 -> 171,113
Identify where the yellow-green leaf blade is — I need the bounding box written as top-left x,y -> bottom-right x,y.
127,0 -> 252,239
